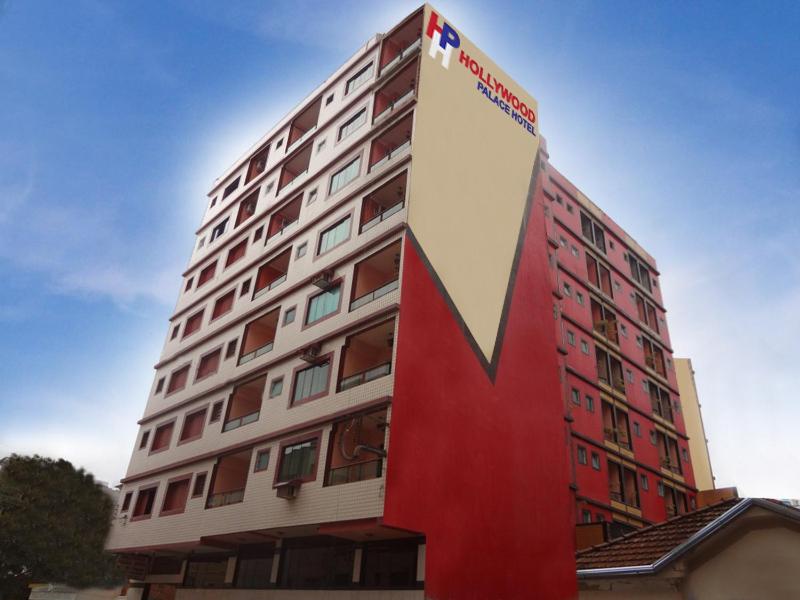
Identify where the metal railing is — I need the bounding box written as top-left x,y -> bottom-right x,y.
327,459 -> 383,486
373,88 -> 415,121
205,488 -> 245,508
253,273 -> 287,300
379,37 -> 422,75
338,362 -> 392,391
287,125 -> 317,151
369,140 -> 411,171
222,411 -> 260,432
238,341 -> 274,365
350,279 -> 399,311
267,218 -> 298,241
360,202 -> 404,233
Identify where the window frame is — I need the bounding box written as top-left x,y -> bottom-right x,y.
273,430 -> 323,486
303,281 -> 344,328
130,483 -> 159,522
289,354 -> 334,407
178,406 -> 209,445
159,473 -> 193,517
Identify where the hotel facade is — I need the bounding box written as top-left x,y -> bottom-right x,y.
109,5 -> 697,598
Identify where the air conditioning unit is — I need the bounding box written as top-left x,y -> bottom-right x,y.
311,269 -> 335,290
300,343 -> 322,363
275,480 -> 302,500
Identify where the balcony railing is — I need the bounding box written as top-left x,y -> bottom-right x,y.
369,140 -> 411,171
222,411 -> 260,432
287,125 -> 317,151
360,201 -> 404,233
380,37 -> 421,76
253,273 -> 287,300
339,362 -> 392,392
205,488 -> 245,508
374,88 -> 415,122
350,279 -> 399,311
238,341 -> 274,365
267,219 -> 298,241
280,168 -> 308,192
327,458 -> 383,486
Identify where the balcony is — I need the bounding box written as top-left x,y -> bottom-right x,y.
325,408 -> 387,487
239,309 -> 279,365
379,10 -> 422,75
591,299 -> 619,345
206,449 -> 250,509
267,195 -> 301,241
373,57 -> 417,122
253,248 -> 290,299
223,376 -> 266,432
369,113 -> 413,172
235,189 -> 259,227
350,240 -> 401,311
279,143 -> 312,192
337,319 -> 394,392
287,96 -> 322,150
245,144 -> 269,184
360,171 -> 406,234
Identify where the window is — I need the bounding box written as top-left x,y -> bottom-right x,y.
563,282 -> 572,296
209,197 -> 217,209
581,340 -> 590,355
576,292 -> 584,305
209,401 -> 224,423
682,447 -> 689,461
577,446 -> 588,465
225,339 -> 237,359
183,310 -> 204,338
279,538 -> 354,589
210,218 -> 229,242
361,539 -> 419,588
239,308 -> 279,364
628,253 -> 652,292
180,409 -> 207,443
269,377 -> 284,398
160,478 -> 190,516
197,263 -> 217,288
586,254 -> 613,298
571,388 -> 581,406
640,474 -> 649,491
184,277 -> 193,292
166,365 -> 190,394
225,239 -> 247,268
567,331 -> 575,346
138,430 -> 150,450
192,472 -> 207,497
656,431 -> 683,475
591,452 -> 601,470
582,509 -> 592,523
649,381 -> 674,422
326,94 -> 334,105
657,481 -> 665,497
155,377 -> 165,393
292,360 -> 331,405
626,369 -> 634,383
276,139 -> 283,149
254,450 -> 270,472
306,285 -> 341,324
283,306 -> 296,325
246,145 -> 269,184
170,325 -> 180,340
338,108 -> 367,141
642,336 -> 667,377
120,492 -> 132,512
580,212 -> 606,253
223,376 -> 266,432
211,290 -> 235,320
151,422 -> 174,452
635,293 -> 660,333
596,347 -> 625,392
346,62 -> 373,94
586,395 -> 595,413
296,242 -> 307,258
185,557 -> 228,588
267,195 -> 301,240
253,225 -> 264,242
307,188 -> 318,205
329,157 -> 361,195
222,177 -> 240,200
633,421 -> 641,437
277,438 -> 319,483
235,191 -> 258,227
571,245 -> 579,257
132,486 -> 157,519
567,204 -> 574,214
240,279 -> 251,297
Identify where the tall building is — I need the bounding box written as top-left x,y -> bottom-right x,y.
108,4 -> 695,598
675,358 -> 715,491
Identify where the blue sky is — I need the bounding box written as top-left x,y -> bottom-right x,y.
0,1 -> 798,497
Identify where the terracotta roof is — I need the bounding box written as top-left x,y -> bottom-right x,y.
576,498 -> 742,571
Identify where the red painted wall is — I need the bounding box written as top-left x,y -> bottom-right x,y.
383,169 -> 577,599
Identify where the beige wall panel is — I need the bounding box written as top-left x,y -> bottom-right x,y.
408,4 -> 539,363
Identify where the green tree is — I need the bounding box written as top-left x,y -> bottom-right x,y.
0,454 -> 122,599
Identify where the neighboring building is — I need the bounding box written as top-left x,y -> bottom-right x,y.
576,497 -> 800,598
675,357 -> 715,491
108,4 -> 696,598
781,498 -> 800,509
